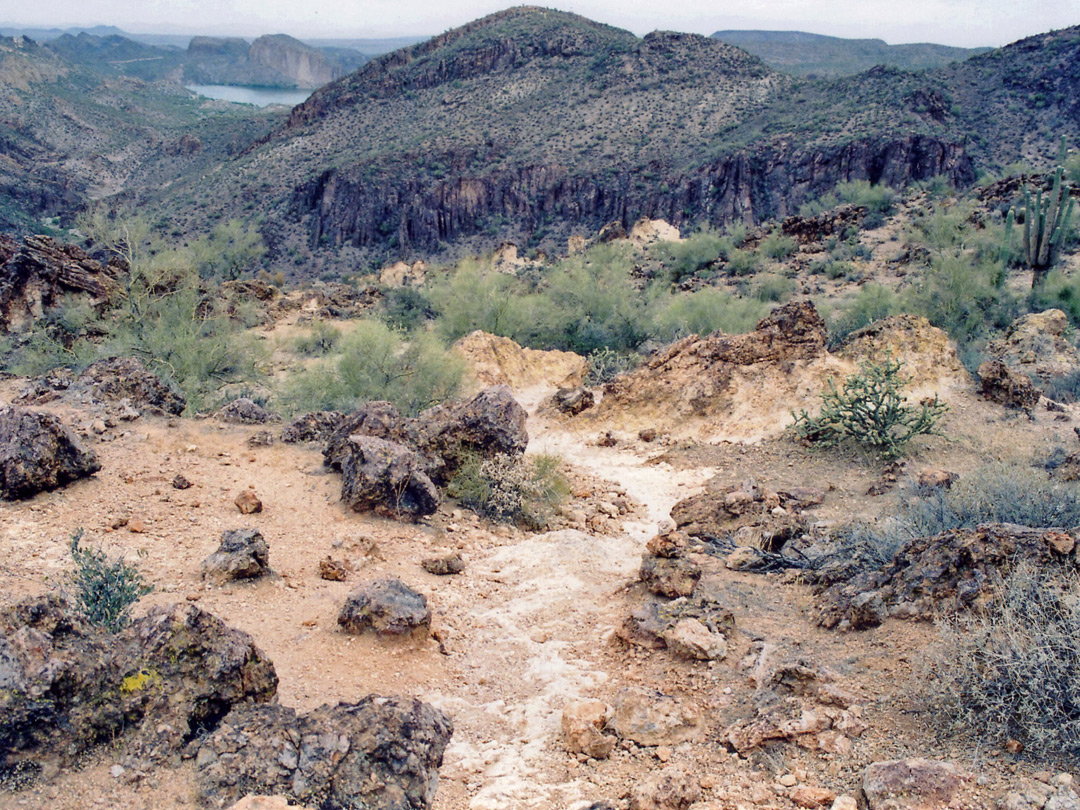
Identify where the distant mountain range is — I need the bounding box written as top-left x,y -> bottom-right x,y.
1,8 -> 1078,276
711,30 -> 991,77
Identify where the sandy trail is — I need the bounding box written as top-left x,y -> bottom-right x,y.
432,394 -> 714,809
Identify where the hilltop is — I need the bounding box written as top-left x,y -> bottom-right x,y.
711,30 -> 990,77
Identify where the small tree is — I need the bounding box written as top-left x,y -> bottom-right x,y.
68,530 -> 152,632
791,358 -> 947,459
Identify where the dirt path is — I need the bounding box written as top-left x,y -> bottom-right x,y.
431,396 -> 714,809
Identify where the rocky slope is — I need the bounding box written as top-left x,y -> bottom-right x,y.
150,8 -> 1078,272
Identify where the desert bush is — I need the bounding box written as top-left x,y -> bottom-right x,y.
428,258 -> 526,341
650,229 -> 728,282
928,563 -> 1080,758
654,288 -> 768,341
1041,368 -> 1080,403
292,321 -> 342,356
759,233 -> 798,261
447,452 -> 570,529
1031,268 -> 1080,327
791,358 -> 947,459
749,273 -> 796,303
281,319 -> 464,417
381,286 -> 436,331
724,248 -> 762,277
584,347 -> 641,386
825,283 -> 901,348
68,529 -> 151,632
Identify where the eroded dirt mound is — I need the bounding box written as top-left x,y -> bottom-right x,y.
839,314 -> 971,397
592,302 -> 842,441
453,331 -> 587,393
593,306 -> 970,441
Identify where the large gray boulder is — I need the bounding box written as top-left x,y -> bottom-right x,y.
0,406 -> 100,499
196,697 -> 453,810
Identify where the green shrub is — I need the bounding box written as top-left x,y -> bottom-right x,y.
381,287 -> 436,331
654,288 -> 768,341
447,452 -> 570,529
584,347 -> 641,386
68,529 -> 151,632
749,273 -> 796,303
929,563 -> 1080,757
281,320 -> 464,417
650,229 -> 728,282
292,321 -> 342,356
825,283 -> 901,348
791,358 -> 947,459
428,258 -> 526,341
759,233 -> 798,261
724,248 -> 762,277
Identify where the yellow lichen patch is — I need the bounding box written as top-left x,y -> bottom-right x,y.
120,668 -> 160,695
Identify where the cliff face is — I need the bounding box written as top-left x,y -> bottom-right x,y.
248,35 -> 340,89
293,135 -> 973,253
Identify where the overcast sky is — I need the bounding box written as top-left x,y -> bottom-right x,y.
4,0 -> 1078,48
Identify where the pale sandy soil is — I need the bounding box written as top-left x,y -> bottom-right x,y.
1,371 -> 1077,810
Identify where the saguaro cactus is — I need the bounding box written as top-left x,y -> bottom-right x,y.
1020,166 -> 1075,291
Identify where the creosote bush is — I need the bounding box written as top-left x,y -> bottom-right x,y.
928,563 -> 1080,758
792,358 -> 947,459
447,452 -> 570,529
68,529 -> 152,632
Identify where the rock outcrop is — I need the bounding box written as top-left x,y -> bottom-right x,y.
816,523 -> 1079,629
0,406 -> 100,499
0,234 -> 124,333
986,309 -> 1080,387
73,356 -> 187,415
0,597 -> 278,768
324,386 -> 529,487
337,436 -> 441,519
195,697 -> 453,810
977,359 -> 1040,413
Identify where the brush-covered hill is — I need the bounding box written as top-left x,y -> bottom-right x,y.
0,35 -> 286,232
711,30 -> 989,77
152,6 -> 989,274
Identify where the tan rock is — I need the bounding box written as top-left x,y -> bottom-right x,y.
610,687 -> 702,746
861,758 -> 965,810
235,489 -> 263,514
662,618 -> 727,661
228,796 -> 313,810
561,699 -> 615,759
629,767 -> 700,810
830,797 -> 858,810
987,309 -> 1080,385
792,786 -> 836,808
629,218 -> 682,247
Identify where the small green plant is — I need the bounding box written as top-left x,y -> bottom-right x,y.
791,358 -> 947,459
68,530 -> 152,632
292,321 -> 342,356
447,452 -> 570,529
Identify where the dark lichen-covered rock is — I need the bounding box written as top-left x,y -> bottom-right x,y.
74,356 -> 186,415
338,578 -> 431,637
338,436 -> 440,519
552,386 -> 595,415
216,397 -> 278,425
195,696 -> 453,810
0,406 -> 100,500
639,555 -> 701,598
323,401 -> 410,470
0,597 -> 277,770
202,529 -> 271,584
282,410 -> 345,444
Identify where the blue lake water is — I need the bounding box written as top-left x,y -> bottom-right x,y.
186,84 -> 312,108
